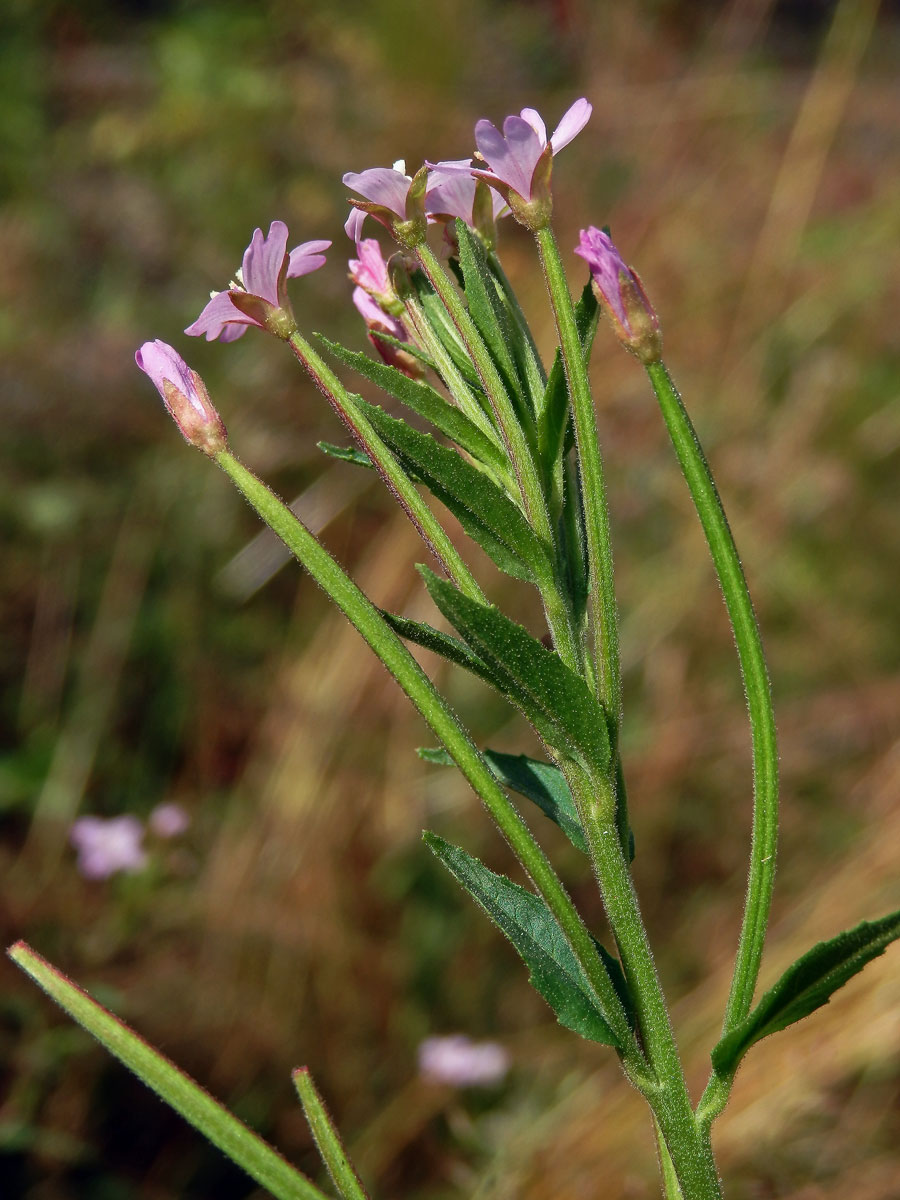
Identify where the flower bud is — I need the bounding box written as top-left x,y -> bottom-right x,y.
574,228 -> 662,363
136,340 -> 227,455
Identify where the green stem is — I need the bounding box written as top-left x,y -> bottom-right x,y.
535,226 -> 621,726
564,766 -> 722,1199
292,1068 -> 369,1200
488,250 -> 547,399
214,450 -> 643,1072
402,293 -> 504,450
287,329 -> 485,605
644,361 -> 779,1114
656,1118 -> 685,1200
414,243 -> 549,538
413,242 -> 580,672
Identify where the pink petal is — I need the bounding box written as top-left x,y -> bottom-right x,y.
475,117 -> 540,199
549,98 -> 592,154
136,340 -> 197,407
342,168 -> 412,219
519,107 -> 548,145
344,206 -> 367,243
184,291 -> 252,342
349,239 -> 390,294
287,239 -> 331,278
241,221 -> 289,307
426,169 -> 477,223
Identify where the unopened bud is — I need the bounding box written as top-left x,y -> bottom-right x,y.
136,340 -> 227,455
574,227 -> 662,363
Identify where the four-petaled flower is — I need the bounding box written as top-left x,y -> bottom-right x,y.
70,815 -> 148,880
343,162 -> 428,248
574,227 -> 661,363
454,98 -> 592,229
136,339 -> 227,455
185,221 -> 330,343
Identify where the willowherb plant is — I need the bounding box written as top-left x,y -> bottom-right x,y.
10,97 -> 900,1200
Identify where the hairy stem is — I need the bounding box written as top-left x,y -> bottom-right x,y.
644,361 -> 778,1123
287,329 -> 485,604
215,449 -> 645,1071
535,225 -> 621,724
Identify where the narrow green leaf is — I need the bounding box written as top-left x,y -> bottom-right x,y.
419,746 -> 587,854
292,1068 -> 369,1200
370,329 -> 439,373
379,611 -> 507,692
412,271 -> 483,391
420,569 -> 612,777
317,441 -> 373,469
317,336 -> 508,475
8,942 -> 327,1200
359,399 -> 550,583
455,221 -> 521,403
711,909 -> 900,1075
424,834 -> 620,1047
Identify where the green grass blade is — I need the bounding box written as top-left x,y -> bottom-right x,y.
8,942 -> 328,1200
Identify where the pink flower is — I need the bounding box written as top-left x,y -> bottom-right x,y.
148,802 -> 190,838
70,815 -> 148,880
136,340 -> 227,455
418,1035 -> 509,1087
343,163 -> 428,247
348,238 -> 393,302
473,99 -> 591,203
352,286 -> 421,378
425,161 -> 509,248
185,221 -> 330,342
574,227 -> 661,363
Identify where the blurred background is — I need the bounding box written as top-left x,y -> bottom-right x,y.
2,0 -> 899,1196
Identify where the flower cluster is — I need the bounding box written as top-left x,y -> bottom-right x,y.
136,97 -> 657,448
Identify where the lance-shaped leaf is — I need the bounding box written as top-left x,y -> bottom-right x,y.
455,222 -> 523,407
359,400 -> 551,583
318,441 -> 374,469
379,611 -> 508,692
8,942 -> 327,1200
420,746 -> 588,854
711,908 -> 900,1075
420,568 -> 611,778
317,336 -> 508,476
424,834 -> 620,1046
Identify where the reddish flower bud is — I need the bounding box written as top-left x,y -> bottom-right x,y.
136,340 -> 227,455
574,227 -> 662,363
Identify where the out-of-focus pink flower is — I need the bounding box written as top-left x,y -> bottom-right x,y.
343,163 -> 428,247
418,1035 -> 509,1087
348,239 -> 393,303
185,221 -> 330,342
70,815 -> 148,880
574,227 -> 661,363
136,340 -> 227,455
425,161 -> 509,248
148,802 -> 190,838
352,286 -> 421,378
